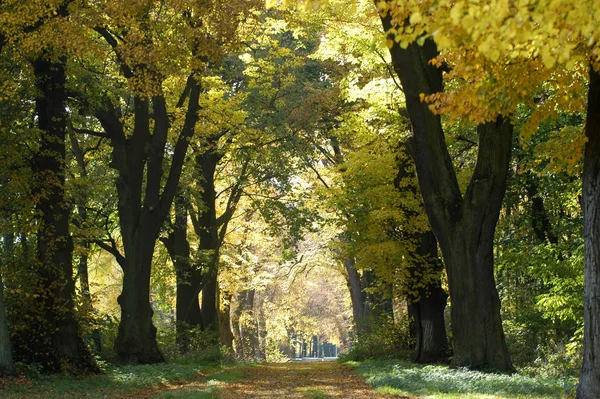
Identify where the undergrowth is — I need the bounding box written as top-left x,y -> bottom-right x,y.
0,360 -> 226,399
350,358 -> 578,399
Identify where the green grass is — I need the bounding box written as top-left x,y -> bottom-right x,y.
1,361 -> 224,399
349,359 -> 578,399
148,367 -> 249,399
302,388 -> 330,398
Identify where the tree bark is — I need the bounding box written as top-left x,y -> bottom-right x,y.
195,149 -> 220,332
408,231 -> 449,364
576,66 -> 600,399
0,273 -> 15,376
380,9 -> 513,371
201,272 -> 219,332
32,55 -> 97,373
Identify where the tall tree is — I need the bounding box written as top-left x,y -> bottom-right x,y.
93,70 -> 200,364
379,10 -> 513,370
31,51 -> 97,372
578,66 -> 600,399
79,0 -> 257,363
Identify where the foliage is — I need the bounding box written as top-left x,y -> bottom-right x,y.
341,316 -> 414,361
156,325 -> 226,364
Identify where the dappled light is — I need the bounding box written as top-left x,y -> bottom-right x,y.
0,0 -> 599,398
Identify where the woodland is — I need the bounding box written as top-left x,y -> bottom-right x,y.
0,0 -> 599,398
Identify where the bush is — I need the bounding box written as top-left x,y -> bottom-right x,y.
157,324 -> 227,364
341,316 -> 414,361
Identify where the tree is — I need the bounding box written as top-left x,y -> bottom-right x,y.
579,66 -> 600,399
31,49 -> 98,373
376,2 -> 514,371
69,0 -> 259,363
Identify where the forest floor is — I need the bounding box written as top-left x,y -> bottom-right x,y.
189,362 -> 397,399
0,361 -> 397,399
1,359 -> 577,399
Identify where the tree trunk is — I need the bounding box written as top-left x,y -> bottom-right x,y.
162,193 -> 203,352
196,150 -> 220,332
395,144 -> 448,363
201,272 -> 219,332
408,231 -> 448,364
380,10 -> 513,371
576,66 -> 600,399
526,179 -> 558,244
114,228 -> 163,364
70,134 -> 102,353
95,73 -> 200,364
0,273 -> 15,376
440,120 -> 513,371
230,292 -> 245,358
32,55 -> 97,374
344,257 -> 371,334
218,292 -> 234,348
241,289 -> 259,359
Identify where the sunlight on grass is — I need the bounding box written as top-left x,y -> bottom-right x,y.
1,362 -> 220,399
352,359 -> 577,399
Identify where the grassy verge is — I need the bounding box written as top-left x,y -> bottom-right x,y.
348,359 -> 578,399
0,361 -> 249,399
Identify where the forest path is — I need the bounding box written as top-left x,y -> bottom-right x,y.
215,361 -> 402,399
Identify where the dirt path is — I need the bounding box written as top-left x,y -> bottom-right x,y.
217,361 -> 400,399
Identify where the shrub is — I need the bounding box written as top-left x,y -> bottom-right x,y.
341,316 -> 414,361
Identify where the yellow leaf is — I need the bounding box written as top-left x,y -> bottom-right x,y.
450,3 -> 463,25
410,12 -> 422,25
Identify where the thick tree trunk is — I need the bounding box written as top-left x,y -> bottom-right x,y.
0,273 -> 15,376
408,231 -> 448,364
440,120 -> 513,371
576,67 -> 600,399
32,55 -> 97,374
380,9 -> 513,371
114,228 -> 163,364
95,73 -> 200,364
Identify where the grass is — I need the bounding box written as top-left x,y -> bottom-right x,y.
149,368 -> 250,399
0,360 -> 248,399
349,359 -> 578,399
302,388 -> 330,398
